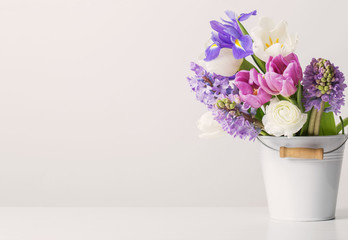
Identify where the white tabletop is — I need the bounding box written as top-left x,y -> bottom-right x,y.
0,207 -> 347,240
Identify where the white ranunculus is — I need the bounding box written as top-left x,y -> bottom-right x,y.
198,48 -> 243,77
262,99 -> 307,137
250,17 -> 298,62
197,111 -> 226,139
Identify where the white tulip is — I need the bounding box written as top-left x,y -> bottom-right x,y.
198,48 -> 243,77
262,98 -> 307,137
197,111 -> 226,139
250,17 -> 298,62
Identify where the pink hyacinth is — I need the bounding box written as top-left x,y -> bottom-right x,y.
235,68 -> 272,108
259,53 -> 303,97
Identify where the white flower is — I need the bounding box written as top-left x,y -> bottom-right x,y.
198,48 -> 243,77
250,17 -> 298,62
197,111 -> 226,139
262,98 -> 307,137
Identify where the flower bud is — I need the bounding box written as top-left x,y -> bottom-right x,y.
217,100 -> 225,109
197,111 -> 226,139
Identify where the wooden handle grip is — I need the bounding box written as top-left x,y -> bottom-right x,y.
280,147 -> 323,160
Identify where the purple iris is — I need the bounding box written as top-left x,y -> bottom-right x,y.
224,10 -> 257,22
205,10 -> 256,61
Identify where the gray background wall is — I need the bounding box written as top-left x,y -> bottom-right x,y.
0,0 -> 347,207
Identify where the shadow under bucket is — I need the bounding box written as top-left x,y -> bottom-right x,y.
258,135 -> 347,221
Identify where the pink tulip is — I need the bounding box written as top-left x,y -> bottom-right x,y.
235,68 -> 272,108
259,53 -> 303,97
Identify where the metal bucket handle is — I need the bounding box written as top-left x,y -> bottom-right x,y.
257,135 -> 348,160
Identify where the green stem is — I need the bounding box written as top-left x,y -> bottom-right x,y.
308,108 -> 317,135
237,21 -> 266,73
296,84 -> 304,112
300,109 -> 312,136
337,117 -> 348,134
313,101 -> 325,136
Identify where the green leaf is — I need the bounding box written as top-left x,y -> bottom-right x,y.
339,116 -> 345,135
336,116 -> 348,133
319,123 -> 324,135
239,59 -> 258,72
276,95 -> 288,101
319,103 -> 337,135
259,130 -> 270,136
238,20 -> 249,35
277,95 -> 297,106
254,108 -> 264,122
251,55 -> 266,73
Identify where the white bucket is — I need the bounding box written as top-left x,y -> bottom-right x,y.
258,135 -> 347,221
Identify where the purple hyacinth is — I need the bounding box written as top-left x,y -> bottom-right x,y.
187,62 -> 233,108
187,63 -> 262,140
212,94 -> 261,140
214,111 -> 261,140
302,58 -> 346,114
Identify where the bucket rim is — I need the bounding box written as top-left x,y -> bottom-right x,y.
258,134 -> 347,140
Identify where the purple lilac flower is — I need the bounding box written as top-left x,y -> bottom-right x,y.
303,58 -> 346,114
204,10 -> 256,61
187,62 -> 233,108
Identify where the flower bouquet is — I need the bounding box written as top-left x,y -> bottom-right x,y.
187,10 -> 348,221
